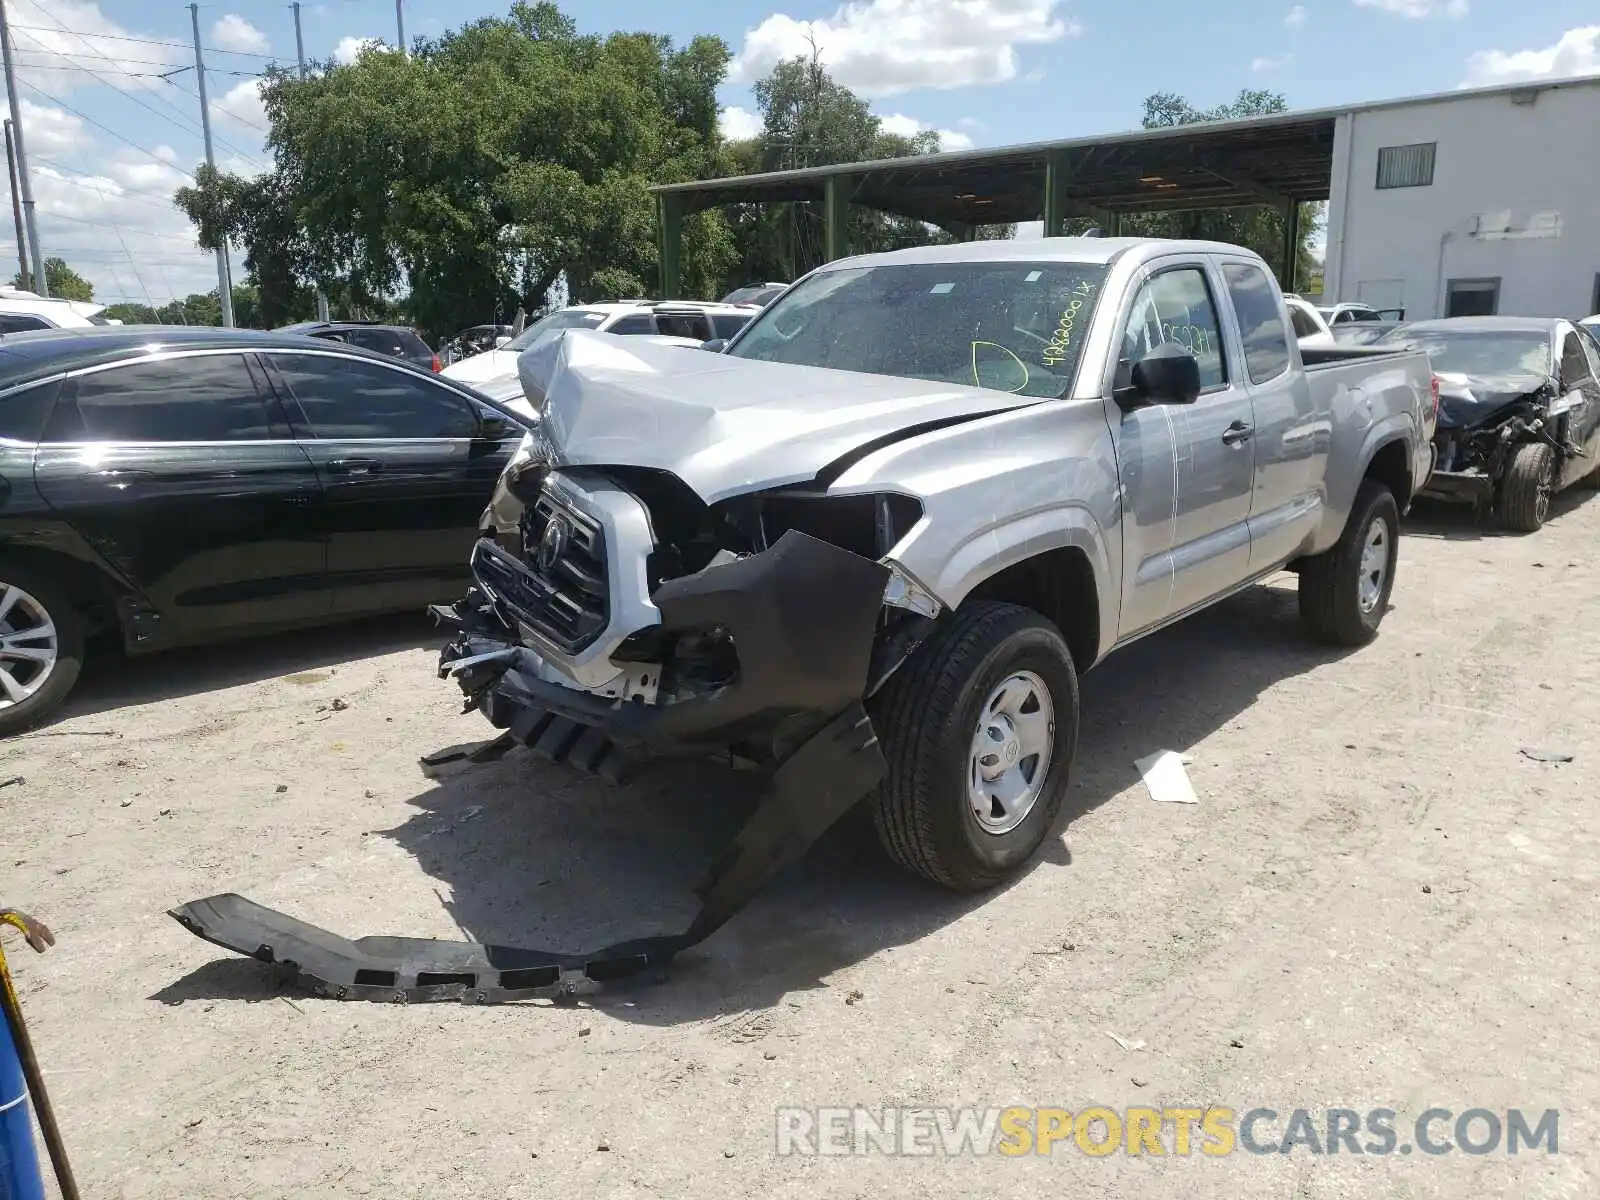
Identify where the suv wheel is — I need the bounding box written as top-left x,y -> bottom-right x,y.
869,601 -> 1080,892
0,565 -> 85,736
1298,480 -> 1399,647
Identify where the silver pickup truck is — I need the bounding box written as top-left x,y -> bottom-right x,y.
167,239 -> 1439,1003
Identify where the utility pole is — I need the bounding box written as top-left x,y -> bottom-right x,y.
189,3 -> 235,327
291,1 -> 306,79
395,0 -> 406,56
290,2 -> 329,321
0,0 -> 47,297
4,120 -> 28,289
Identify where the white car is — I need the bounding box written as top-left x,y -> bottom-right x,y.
442,301 -> 755,389
1318,301 -> 1406,326
0,288 -> 118,333
1282,294 -> 1336,349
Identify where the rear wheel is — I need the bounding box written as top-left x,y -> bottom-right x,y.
869,601 -> 1079,892
1298,480 -> 1399,647
0,565 -> 85,737
1498,442 -> 1556,532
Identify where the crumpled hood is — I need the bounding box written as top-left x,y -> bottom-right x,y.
1433,370 -> 1550,431
517,329 -> 1041,504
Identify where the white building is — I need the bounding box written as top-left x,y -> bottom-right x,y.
1323,75 -> 1600,321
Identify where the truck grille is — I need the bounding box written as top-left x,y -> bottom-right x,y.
471,492 -> 608,654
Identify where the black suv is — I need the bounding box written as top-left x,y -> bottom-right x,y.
275,321 -> 440,372
0,326 -> 528,732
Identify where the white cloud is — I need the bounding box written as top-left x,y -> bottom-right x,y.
1252,54 -> 1292,72
730,0 -> 1080,97
1285,5 -> 1307,26
1353,0 -> 1467,18
17,98 -> 93,157
12,158 -> 225,305
212,79 -> 267,130
1461,25 -> 1600,87
5,0 -> 187,94
877,112 -> 974,150
718,105 -> 763,140
211,15 -> 270,56
334,36 -> 386,65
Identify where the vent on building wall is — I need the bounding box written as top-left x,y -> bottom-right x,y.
1376,142 -> 1436,190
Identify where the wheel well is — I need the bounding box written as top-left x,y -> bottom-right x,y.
0,547 -> 123,636
1365,439 -> 1412,506
964,546 -> 1099,672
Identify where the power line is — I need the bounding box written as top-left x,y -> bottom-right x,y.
15,81 -> 197,180
163,78 -> 269,140
8,23 -> 277,60
38,212 -> 201,242
32,157 -> 192,207
9,51 -> 266,79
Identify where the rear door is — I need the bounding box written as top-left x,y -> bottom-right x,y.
263,349 -> 517,615
1556,327 -> 1600,486
31,350 -> 328,642
1219,260 -> 1330,572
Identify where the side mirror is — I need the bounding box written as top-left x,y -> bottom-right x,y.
1116,343 -> 1201,410
493,335 -> 511,348
699,338 -> 729,353
479,411 -> 516,440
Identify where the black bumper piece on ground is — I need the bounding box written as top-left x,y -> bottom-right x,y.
167,532 -> 903,1004
169,702 -> 886,1004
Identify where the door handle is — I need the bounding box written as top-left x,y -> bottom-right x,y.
326,457 -> 383,477
1221,421 -> 1254,446
95,467 -> 155,490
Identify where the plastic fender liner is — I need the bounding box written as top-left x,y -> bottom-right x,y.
167,703 -> 886,1004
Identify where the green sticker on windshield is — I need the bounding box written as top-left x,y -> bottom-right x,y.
1042,279 -> 1098,369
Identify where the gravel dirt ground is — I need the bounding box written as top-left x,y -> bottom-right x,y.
3,494 -> 1598,1200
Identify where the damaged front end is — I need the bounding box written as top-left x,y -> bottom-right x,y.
1419,374 -> 1584,508
171,449 -> 944,1004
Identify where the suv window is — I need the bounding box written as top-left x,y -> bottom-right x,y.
1287,304 -> 1322,340
1119,267 -> 1226,391
348,327 -> 432,360
59,354 -> 274,442
1222,263 -> 1292,383
0,314 -> 52,334
0,378 -> 60,442
605,315 -> 655,335
710,313 -> 753,340
654,313 -> 712,340
269,352 -> 478,439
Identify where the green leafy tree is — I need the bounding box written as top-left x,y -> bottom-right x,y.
1121,89 -> 1325,289
13,257 -> 94,301
718,52 -> 1013,287
176,2 -> 735,340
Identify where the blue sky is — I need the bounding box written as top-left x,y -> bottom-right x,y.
5,0 -> 1597,304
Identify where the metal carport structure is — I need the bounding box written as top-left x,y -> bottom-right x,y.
650,106 -> 1339,299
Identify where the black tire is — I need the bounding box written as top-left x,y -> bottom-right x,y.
1497,442 -> 1556,532
869,601 -> 1080,892
0,562 -> 86,737
1298,480 -> 1400,647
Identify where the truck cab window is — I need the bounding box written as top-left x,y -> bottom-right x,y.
1119,268 -> 1226,391
1221,262 -> 1291,384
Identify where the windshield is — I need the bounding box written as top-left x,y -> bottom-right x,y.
728,260 -> 1110,397
504,309 -> 608,351
1383,329 -> 1552,376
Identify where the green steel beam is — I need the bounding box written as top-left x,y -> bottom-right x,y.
825,173 -> 853,261
657,192 -> 683,299
1043,150 -> 1070,237
1280,200 -> 1301,292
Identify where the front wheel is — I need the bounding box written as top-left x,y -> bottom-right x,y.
0,564 -> 85,737
1498,442 -> 1556,532
1298,480 -> 1400,647
869,601 -> 1080,892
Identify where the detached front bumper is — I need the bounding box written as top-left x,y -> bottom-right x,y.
1418,466 -> 1495,503
437,528 -> 893,755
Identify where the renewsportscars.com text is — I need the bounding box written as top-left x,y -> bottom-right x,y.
774,1106 -> 1559,1158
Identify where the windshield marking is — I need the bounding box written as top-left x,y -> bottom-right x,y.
1043,280 -> 1097,369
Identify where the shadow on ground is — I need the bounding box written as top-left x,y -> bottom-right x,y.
56,612 -> 439,723
1403,489 -> 1597,541
162,581 -> 1351,1022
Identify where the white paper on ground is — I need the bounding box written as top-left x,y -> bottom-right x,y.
1134,750 -> 1199,804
